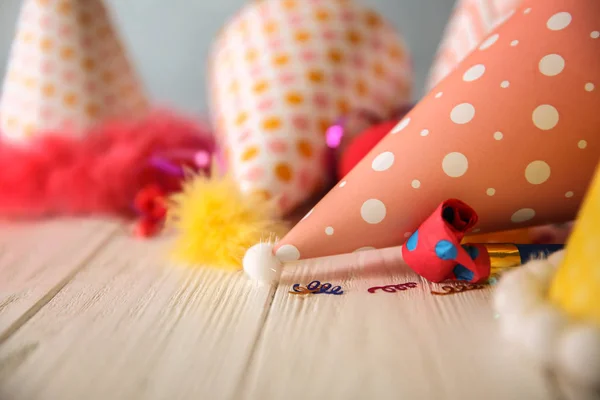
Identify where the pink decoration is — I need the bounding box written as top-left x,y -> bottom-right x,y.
0,110 -> 213,218
292,115 -> 310,131
59,25 -> 72,37
313,92 -> 329,107
322,30 -> 336,40
278,73 -> 295,84
267,139 -> 288,153
243,166 -> 265,181
258,98 -> 274,112
301,50 -> 317,62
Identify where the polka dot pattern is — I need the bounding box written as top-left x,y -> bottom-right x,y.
0,0 -> 147,142
210,0 -> 412,215
273,0 -> 600,261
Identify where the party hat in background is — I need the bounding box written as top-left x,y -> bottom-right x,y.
0,0 -> 213,222
494,162 -> 600,389
273,0 -> 600,263
426,0 -> 520,89
0,0 -> 148,142
209,0 -> 412,215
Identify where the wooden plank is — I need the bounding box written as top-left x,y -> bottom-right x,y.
0,230 -> 273,400
239,247 -> 556,400
0,219 -> 119,342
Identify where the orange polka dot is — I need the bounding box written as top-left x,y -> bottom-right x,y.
24,124 -> 36,137
282,0 -> 297,9
365,11 -> 383,27
373,62 -> 386,78
274,163 -> 293,182
273,54 -> 290,66
389,45 -> 404,60
346,30 -> 362,44
253,81 -> 269,94
85,103 -> 99,118
229,81 -> 240,94
21,32 -> 34,43
237,21 -> 249,34
328,49 -> 344,63
294,30 -> 311,42
8,71 -> 19,82
319,118 -> 331,134
314,9 -> 331,21
81,58 -> 95,71
102,71 -> 115,84
264,21 -> 278,35
24,77 -> 37,88
241,146 -> 260,162
297,140 -> 313,159
252,190 -> 272,201
42,83 -> 55,97
337,98 -> 350,114
78,12 -> 93,25
263,117 -> 282,131
286,92 -> 304,106
97,26 -> 111,39
63,92 -> 78,107
6,117 -> 18,128
307,70 -> 325,83
60,46 -> 74,60
119,84 -> 134,97
235,112 -> 248,126
40,37 -> 53,51
245,49 -> 258,62
355,80 -> 369,97
57,1 -> 72,15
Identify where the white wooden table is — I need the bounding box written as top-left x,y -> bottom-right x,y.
0,219 -> 590,400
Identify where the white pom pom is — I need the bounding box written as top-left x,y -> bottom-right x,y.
521,305 -> 566,363
494,270 -> 543,315
557,325 -> 600,388
500,314 -> 526,343
547,250 -> 565,268
243,243 -> 283,284
524,259 -> 557,287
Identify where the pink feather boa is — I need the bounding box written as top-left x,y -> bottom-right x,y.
0,110 -> 214,219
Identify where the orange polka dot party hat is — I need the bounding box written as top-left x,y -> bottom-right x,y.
0,0 -> 214,225
494,161 -> 600,390
266,0 -> 599,263
208,0 -> 412,215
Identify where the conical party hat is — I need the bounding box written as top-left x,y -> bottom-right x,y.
0,0 -> 148,143
209,0 -> 412,214
427,0 -> 520,90
549,165 -> 600,325
273,0 -> 600,263
493,162 -> 600,389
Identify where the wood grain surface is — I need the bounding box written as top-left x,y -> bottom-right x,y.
0,220 -> 594,400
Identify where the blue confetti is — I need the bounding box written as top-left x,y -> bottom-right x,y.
435,240 -> 458,260
453,264 -> 474,281
462,244 -> 479,260
406,230 -> 419,251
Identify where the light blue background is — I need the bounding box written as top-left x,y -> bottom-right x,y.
0,0 -> 455,115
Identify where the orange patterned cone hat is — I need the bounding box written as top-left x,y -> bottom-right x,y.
0,0 -> 148,142
273,0 -> 600,263
209,0 -> 412,214
494,162 -> 600,389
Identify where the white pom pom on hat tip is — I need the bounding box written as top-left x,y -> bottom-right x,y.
493,252 -> 600,389
242,242 -> 283,284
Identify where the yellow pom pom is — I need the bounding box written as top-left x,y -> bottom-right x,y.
167,175 -> 288,270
